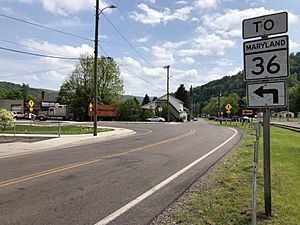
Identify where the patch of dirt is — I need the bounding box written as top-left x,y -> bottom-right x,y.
0,136 -> 54,143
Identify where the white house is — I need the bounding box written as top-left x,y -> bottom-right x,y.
141,94 -> 188,122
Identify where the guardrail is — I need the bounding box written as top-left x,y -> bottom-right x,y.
270,123 -> 300,133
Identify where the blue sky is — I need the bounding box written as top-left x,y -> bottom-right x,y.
0,0 -> 299,97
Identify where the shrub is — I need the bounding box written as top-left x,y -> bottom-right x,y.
0,108 -> 15,131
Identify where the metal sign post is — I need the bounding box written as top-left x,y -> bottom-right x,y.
263,108 -> 271,215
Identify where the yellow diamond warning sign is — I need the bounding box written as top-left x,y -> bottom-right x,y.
28,100 -> 34,108
225,103 -> 232,111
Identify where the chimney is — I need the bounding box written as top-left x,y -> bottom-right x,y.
42,91 -> 45,101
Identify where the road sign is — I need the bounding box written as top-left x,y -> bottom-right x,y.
225,103 -> 232,111
242,12 -> 288,39
28,99 -> 34,108
29,107 -> 33,112
226,111 -> 231,114
243,109 -> 253,116
244,35 -> 289,81
247,81 -> 286,108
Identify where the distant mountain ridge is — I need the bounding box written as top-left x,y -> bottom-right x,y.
0,82 -> 146,103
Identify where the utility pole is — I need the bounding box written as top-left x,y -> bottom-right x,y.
93,2 -> 117,136
190,85 -> 193,117
218,93 -> 221,118
93,0 -> 100,136
164,65 -> 170,123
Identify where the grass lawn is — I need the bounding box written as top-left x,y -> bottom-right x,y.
172,122 -> 300,225
0,125 -> 113,135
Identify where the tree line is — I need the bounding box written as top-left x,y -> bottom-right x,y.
1,52 -> 300,120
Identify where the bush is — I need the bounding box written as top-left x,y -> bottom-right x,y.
0,108 -> 15,131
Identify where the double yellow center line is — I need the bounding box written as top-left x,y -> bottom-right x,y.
0,130 -> 195,188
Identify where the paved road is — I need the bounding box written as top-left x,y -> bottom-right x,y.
0,120 -> 241,225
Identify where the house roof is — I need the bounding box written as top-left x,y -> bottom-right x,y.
141,94 -> 185,114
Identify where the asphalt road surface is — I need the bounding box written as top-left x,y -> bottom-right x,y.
0,120 -> 241,225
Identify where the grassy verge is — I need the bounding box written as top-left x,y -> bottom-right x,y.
171,122 -> 300,224
0,125 -> 113,135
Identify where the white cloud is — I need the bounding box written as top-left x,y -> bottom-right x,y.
39,0 -> 108,16
22,39 -> 94,57
195,0 -> 218,9
201,8 -> 299,38
151,46 -> 175,65
43,70 -> 66,82
213,58 -> 234,66
135,35 -> 150,43
177,34 -> 235,56
290,39 -> 300,52
176,1 -> 188,4
130,4 -> 193,25
181,57 -> 195,64
162,41 -> 187,49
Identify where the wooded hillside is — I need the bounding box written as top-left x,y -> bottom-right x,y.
192,52 -> 300,114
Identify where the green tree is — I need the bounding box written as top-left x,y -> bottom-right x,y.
289,82 -> 300,113
142,94 -> 150,105
118,98 -> 141,121
58,56 -> 124,120
203,97 -> 218,115
0,108 -> 14,131
175,84 -> 189,108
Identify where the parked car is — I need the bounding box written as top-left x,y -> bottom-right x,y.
208,116 -> 217,120
12,111 -> 24,119
242,116 -> 250,122
24,112 -> 36,120
192,117 -> 198,121
146,116 -> 165,122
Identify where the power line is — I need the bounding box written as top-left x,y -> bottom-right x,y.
117,8 -> 140,40
0,12 -> 93,42
0,38 -> 68,57
0,66 -> 73,77
102,12 -> 163,75
99,45 -> 164,91
0,46 -> 79,60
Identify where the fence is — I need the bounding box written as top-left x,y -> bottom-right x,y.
0,121 -> 64,137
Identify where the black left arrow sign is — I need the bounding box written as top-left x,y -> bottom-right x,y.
254,86 -> 279,103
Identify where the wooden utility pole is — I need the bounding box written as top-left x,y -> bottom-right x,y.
164,65 -> 170,123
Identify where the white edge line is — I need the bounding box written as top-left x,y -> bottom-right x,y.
95,127 -> 238,225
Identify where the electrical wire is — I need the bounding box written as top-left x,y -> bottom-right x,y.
99,45 -> 164,91
117,8 -> 140,40
0,46 -> 79,60
0,38 -> 69,57
0,66 -> 73,77
0,12 -> 93,42
102,12 -> 164,76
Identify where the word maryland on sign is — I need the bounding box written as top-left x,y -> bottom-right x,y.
243,12 -> 288,108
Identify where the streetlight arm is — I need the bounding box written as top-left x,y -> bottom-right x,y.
99,4 -> 117,14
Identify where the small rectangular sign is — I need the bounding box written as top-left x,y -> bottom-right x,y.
244,35 -> 289,81
243,109 -> 253,115
242,12 -> 288,39
247,81 -> 286,108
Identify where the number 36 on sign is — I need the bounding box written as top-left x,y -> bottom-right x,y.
243,35 -> 289,81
